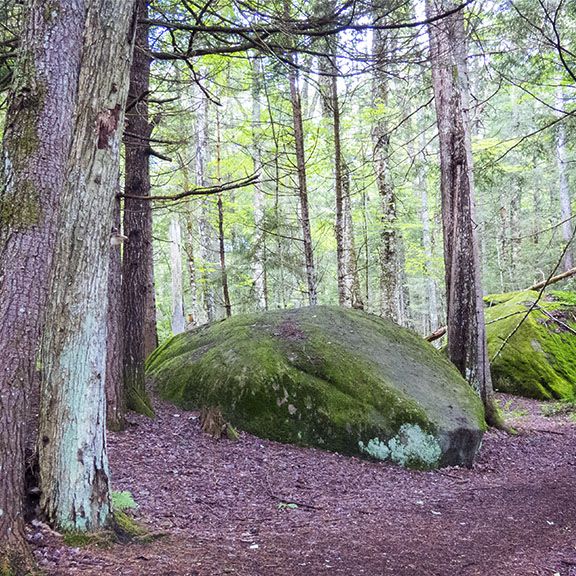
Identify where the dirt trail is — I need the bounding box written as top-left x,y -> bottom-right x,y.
32,394 -> 576,576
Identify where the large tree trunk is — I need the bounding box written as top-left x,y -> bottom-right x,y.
38,0 -> 137,531
0,1 -> 86,568
289,60 -> 318,306
371,7 -> 403,322
426,0 -> 500,426
122,0 -> 154,416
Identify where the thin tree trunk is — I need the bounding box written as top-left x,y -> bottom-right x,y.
289,59 -> 317,306
38,0 -> 137,530
556,85 -> 573,271
419,156 -> 439,332
426,0 -> 501,427
169,218 -> 186,334
195,83 -> 217,322
252,57 -> 268,310
122,0 -> 154,416
0,1 -> 86,567
179,153 -> 198,327
509,178 -> 522,287
106,197 -> 125,431
216,110 -> 231,317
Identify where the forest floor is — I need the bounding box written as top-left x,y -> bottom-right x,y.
31,393 -> 576,576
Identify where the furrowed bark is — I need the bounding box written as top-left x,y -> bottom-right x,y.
38,0 -> 137,531
0,0 -> 86,568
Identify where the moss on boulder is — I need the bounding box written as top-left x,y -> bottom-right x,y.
485,290 -> 576,400
146,306 -> 485,469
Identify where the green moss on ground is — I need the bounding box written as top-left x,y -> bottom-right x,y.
61,531 -> 115,549
147,306 -> 485,469
485,290 -> 576,400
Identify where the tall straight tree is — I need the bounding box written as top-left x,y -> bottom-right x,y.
556,84 -> 573,271
372,1 -> 404,323
0,1 -> 86,569
288,57 -> 318,306
38,0 -> 137,531
251,57 -> 268,310
122,0 -> 155,416
426,0 -> 500,426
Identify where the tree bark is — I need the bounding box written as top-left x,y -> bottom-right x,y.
106,197 -> 125,431
169,218 -> 186,333
38,0 -> 137,531
195,82 -> 217,323
289,59 -> 317,306
426,0 -> 500,426
556,85 -> 573,272
371,5 -> 403,322
122,0 -> 154,416
0,0 -> 86,567
251,57 -> 268,310
216,110 -> 231,317
419,151 -> 439,332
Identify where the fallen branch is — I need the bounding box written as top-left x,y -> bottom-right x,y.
527,266 -> 576,291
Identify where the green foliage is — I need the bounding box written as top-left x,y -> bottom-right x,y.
111,490 -> 138,511
541,398 -> 576,418
278,502 -> 298,509
62,531 -> 114,549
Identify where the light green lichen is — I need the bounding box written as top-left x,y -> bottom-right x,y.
359,424 -> 442,470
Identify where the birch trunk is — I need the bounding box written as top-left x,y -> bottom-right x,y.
38,0 -> 137,530
0,0 -> 86,567
426,0 -> 500,426
556,85 -> 573,271
169,218 -> 186,334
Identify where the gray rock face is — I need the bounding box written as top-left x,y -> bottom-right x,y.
146,306 -> 485,469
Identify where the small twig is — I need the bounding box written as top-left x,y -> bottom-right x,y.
534,428 -> 565,436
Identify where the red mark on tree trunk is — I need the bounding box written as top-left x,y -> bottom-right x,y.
97,105 -> 121,149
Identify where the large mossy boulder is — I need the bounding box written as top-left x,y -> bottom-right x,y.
485,290 -> 576,400
146,306 -> 485,469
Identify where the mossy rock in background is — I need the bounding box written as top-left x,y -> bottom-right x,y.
485,290 -> 576,400
146,306 -> 485,470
